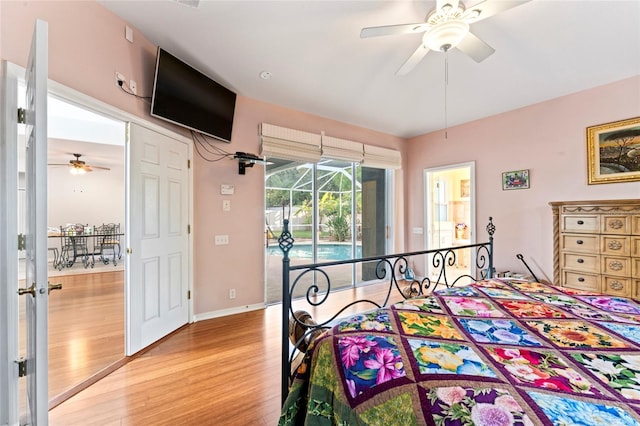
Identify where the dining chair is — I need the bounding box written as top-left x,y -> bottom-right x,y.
60,224 -> 93,268
96,223 -> 122,266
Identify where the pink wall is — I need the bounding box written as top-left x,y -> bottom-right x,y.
194,96 -> 405,314
2,1 -> 406,316
4,1 -> 638,314
406,76 -> 640,279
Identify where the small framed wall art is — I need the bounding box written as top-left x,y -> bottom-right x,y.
502,169 -> 530,190
587,117 -> 640,185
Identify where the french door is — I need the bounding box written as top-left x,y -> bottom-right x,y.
0,19 -> 50,426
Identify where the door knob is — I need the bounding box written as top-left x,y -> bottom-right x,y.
48,282 -> 63,294
17,283 -> 36,297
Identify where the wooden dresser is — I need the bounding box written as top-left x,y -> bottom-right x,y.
550,199 -> 640,297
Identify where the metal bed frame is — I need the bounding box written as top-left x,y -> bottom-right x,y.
278,217 -> 496,405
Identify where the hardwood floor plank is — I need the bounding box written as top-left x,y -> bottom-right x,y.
49,280 -> 406,424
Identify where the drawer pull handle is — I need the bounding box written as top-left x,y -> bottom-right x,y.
577,220 -> 584,225
577,258 -> 584,263
576,240 -> 584,245
609,261 -> 624,271
578,277 -> 585,282
610,281 -> 624,291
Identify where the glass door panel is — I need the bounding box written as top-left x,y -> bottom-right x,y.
358,166 -> 387,283
265,159 -> 314,304
317,160 -> 353,290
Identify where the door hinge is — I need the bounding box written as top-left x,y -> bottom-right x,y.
187,224 -> 191,234
187,159 -> 191,169
17,108 -> 26,124
16,358 -> 27,377
187,290 -> 191,300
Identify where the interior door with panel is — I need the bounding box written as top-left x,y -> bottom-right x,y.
22,19 -> 50,425
1,58 -> 22,426
126,123 -> 190,355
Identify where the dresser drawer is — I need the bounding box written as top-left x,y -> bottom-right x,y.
633,236 -> 640,257
602,215 -> 631,234
632,215 -> 640,236
561,234 -> 599,253
562,270 -> 600,292
562,215 -> 599,233
634,279 -> 640,301
603,276 -> 631,297
601,236 -> 630,256
561,252 -> 600,273
601,255 -> 630,277
633,258 -> 640,279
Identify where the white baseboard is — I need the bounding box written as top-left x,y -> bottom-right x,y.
193,302 -> 266,322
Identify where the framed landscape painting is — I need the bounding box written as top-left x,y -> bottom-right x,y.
587,117 -> 640,184
502,169 -> 529,190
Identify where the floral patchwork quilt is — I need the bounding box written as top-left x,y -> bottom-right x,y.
279,279 -> 640,425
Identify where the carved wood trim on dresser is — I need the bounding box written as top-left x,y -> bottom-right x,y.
550,199 -> 640,297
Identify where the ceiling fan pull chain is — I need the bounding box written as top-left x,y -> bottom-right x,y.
444,52 -> 448,140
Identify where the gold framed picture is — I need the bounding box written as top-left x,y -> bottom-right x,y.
587,117 -> 640,184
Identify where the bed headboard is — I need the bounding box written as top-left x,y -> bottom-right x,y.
279,217 -> 496,404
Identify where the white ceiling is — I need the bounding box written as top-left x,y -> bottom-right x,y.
98,0 -> 640,139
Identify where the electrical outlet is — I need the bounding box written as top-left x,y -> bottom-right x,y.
214,235 -> 229,245
129,80 -> 137,95
222,200 -> 231,211
229,288 -> 236,299
115,72 -> 125,87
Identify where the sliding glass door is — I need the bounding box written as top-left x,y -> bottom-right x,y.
265,160 -> 392,303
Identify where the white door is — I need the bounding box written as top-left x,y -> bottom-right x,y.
23,19 -> 50,425
1,61 -> 22,426
126,123 -> 190,355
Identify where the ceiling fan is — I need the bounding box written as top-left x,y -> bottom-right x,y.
48,153 -> 111,175
360,0 -> 530,75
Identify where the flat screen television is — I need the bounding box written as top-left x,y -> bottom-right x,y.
151,47 -> 236,143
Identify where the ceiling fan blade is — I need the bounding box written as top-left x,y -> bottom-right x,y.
456,31 -> 495,62
47,163 -> 70,166
88,165 -> 111,171
462,0 -> 531,23
396,44 -> 430,76
360,22 -> 428,38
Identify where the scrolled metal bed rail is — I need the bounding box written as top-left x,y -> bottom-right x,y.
280,217 -> 496,405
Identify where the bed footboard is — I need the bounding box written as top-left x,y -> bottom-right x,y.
279,217 -> 496,405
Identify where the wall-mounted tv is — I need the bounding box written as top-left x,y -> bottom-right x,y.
151,47 -> 236,143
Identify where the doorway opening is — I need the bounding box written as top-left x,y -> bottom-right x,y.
16,85 -> 127,412
424,162 -> 475,283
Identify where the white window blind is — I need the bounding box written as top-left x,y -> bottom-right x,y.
260,123 -> 321,162
321,134 -> 364,163
362,144 -> 402,169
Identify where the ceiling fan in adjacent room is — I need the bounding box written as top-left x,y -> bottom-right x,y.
48,153 -> 111,175
360,0 -> 530,75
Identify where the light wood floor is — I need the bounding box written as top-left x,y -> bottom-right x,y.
19,269 -> 125,413
49,281 -> 406,425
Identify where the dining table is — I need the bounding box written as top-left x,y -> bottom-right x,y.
48,231 -> 124,269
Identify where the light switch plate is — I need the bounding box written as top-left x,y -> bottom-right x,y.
221,184 -> 234,195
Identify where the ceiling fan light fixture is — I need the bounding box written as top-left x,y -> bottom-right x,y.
423,20 -> 469,52
70,166 -> 86,175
